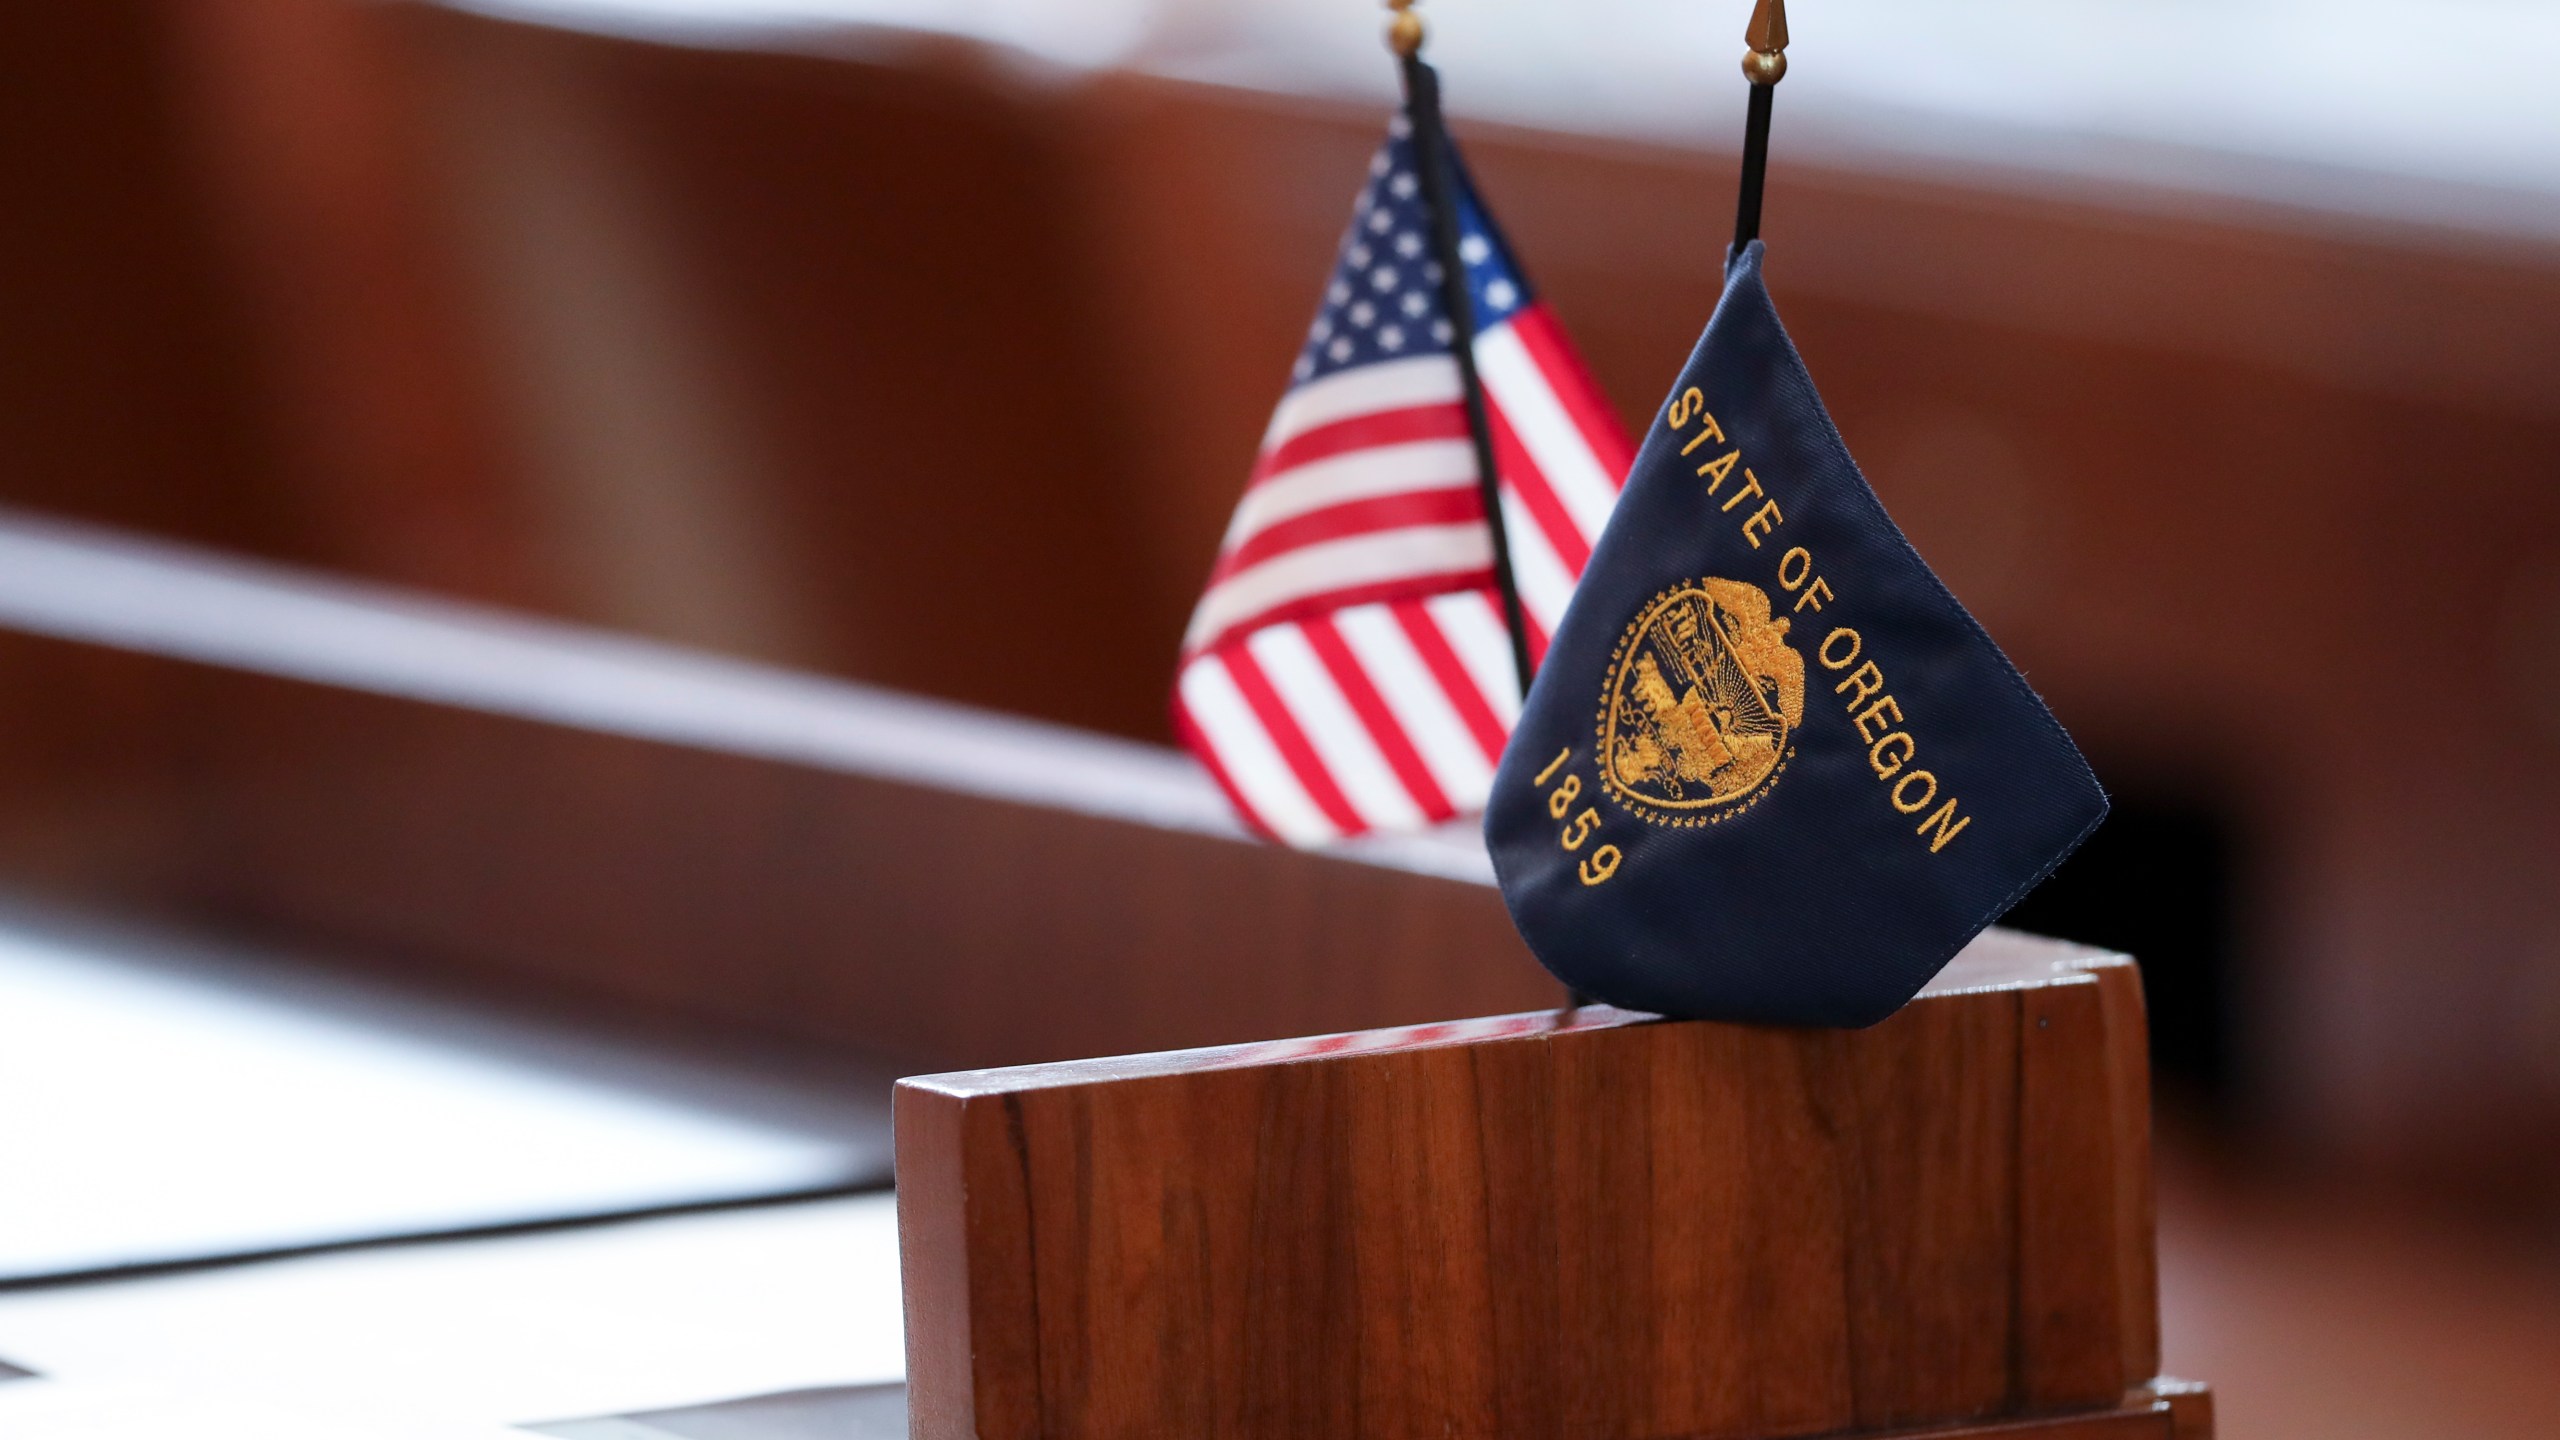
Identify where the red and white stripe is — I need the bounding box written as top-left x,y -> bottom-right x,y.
1175,302 -> 1633,846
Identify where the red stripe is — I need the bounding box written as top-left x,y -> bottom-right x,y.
1186,567 -> 1495,661
1506,304 -> 1637,484
1252,403 -> 1470,486
1483,396 -> 1594,578
1390,597 -> 1508,765
1168,682 -> 1280,843
1219,643 -> 1364,835
1300,615 -> 1454,821
1209,488 -> 1485,585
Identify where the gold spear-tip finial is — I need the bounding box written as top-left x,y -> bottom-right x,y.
1743,0 -> 1789,86
1385,0 -> 1423,58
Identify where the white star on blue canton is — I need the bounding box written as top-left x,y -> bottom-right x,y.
1289,122 -> 1536,386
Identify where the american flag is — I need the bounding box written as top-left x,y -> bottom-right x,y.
1174,113 -> 1634,847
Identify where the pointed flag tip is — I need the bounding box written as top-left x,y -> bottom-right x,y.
1746,0 -> 1788,53
1744,0 -> 1789,85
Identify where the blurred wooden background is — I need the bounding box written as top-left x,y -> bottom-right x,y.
4,3 -> 2560,1434
11,0 -> 2557,1195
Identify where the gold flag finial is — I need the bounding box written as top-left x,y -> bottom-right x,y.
1385,0 -> 1423,59
1743,0 -> 1789,86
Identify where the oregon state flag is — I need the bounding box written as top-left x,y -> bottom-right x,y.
1484,243 -> 2105,1027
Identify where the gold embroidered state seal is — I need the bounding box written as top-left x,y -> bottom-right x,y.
1598,577 -> 1807,826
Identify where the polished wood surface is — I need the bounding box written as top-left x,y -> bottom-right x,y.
897,933 -> 2194,1440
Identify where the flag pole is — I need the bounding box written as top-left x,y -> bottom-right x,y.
1388,1 -> 1581,1015
1733,0 -> 1789,252
1386,0 -> 1535,705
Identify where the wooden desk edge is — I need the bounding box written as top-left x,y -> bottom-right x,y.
1853,1380 -> 2210,1439
896,929 -> 2132,1100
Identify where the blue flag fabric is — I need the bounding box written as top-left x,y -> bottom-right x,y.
1484,243 -> 2106,1028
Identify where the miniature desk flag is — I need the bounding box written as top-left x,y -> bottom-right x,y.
1174,14 -> 1633,847
1483,2 -> 2107,1027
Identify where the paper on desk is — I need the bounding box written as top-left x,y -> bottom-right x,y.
0,1195 -> 906,1433
0,908 -> 888,1282
0,1381 -> 527,1440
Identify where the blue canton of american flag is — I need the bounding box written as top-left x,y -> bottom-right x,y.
1175,112 -> 1635,847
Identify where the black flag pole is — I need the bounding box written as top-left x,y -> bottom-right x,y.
1387,1 -> 1535,705
1733,0 -> 1790,252
1388,1 -> 1583,1014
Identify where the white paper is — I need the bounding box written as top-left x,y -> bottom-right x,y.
0,906 -> 887,1281
0,1194 -> 905,1435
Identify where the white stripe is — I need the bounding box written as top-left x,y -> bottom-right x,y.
1261,355 -> 1462,448
1219,440 -> 1476,553
1184,523 -> 1491,654
1426,591 -> 1523,724
1498,487 -> 1578,638
1247,625 -> 1428,832
1333,603 -> 1496,811
1176,654 -> 1338,848
1477,325 -> 1622,545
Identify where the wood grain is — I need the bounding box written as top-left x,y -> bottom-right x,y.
898,932 -> 2191,1440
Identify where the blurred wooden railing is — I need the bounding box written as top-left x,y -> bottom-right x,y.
0,511 -> 1551,1072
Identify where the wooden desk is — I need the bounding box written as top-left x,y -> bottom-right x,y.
896,936 -> 2207,1440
